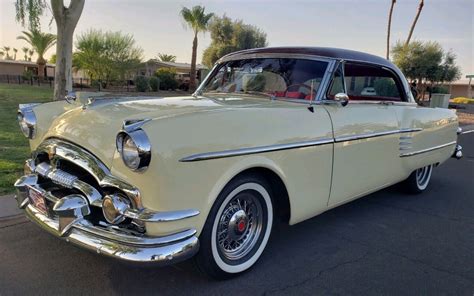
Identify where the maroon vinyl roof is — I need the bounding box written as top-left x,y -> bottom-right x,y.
222,47 -> 395,69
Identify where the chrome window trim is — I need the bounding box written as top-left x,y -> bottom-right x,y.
180,128 -> 423,162
399,141 -> 457,157
197,54 -> 336,102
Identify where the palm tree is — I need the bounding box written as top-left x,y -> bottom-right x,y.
405,0 -> 424,46
0,51 -> 4,59
28,49 -> 34,61
13,48 -> 18,60
386,0 -> 396,59
157,53 -> 177,62
22,47 -> 29,61
3,46 -> 11,59
180,5 -> 214,90
17,30 -> 56,79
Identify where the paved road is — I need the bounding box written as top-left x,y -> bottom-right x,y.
1,135 -> 473,296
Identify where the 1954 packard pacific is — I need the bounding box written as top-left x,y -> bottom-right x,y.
15,47 -> 463,279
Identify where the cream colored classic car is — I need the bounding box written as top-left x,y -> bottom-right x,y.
15,47 -> 463,279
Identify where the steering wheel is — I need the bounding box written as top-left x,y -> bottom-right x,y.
284,83 -> 316,99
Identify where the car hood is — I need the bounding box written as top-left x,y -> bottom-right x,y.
44,95 -> 269,167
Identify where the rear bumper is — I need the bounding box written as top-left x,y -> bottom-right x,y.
23,203 -> 199,265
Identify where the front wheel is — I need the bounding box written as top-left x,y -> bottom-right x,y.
403,164 -> 434,194
195,174 -> 273,279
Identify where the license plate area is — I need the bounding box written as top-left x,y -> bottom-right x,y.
27,186 -> 48,215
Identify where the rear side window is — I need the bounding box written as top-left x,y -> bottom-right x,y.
343,63 -> 404,101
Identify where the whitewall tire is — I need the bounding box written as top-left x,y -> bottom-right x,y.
403,164 -> 434,193
195,174 -> 273,279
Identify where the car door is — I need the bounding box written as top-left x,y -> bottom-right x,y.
323,61 -> 404,207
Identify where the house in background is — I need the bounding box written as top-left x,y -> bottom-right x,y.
0,59 -> 55,78
444,78 -> 474,98
138,59 -> 208,83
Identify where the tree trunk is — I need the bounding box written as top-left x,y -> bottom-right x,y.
189,32 -> 198,91
405,0 -> 424,46
386,0 -> 396,59
51,0 -> 84,100
37,59 -> 46,79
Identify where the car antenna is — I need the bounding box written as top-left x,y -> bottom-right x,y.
308,79 -> 315,113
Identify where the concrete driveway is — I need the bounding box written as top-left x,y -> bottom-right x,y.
1,134 -> 473,295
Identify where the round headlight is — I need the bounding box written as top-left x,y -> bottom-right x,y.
122,135 -> 140,170
116,130 -> 151,171
17,113 -> 30,137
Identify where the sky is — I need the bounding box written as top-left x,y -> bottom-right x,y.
0,0 -> 472,78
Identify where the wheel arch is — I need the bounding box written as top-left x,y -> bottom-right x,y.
205,160 -> 291,225
231,167 -> 291,224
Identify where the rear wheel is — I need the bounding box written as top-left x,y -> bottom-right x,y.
403,164 -> 433,194
195,174 -> 273,279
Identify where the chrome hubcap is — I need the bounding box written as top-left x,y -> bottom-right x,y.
415,165 -> 432,188
217,193 -> 263,261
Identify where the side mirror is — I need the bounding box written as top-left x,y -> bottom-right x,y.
334,93 -> 349,107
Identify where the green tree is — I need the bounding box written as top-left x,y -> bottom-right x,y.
75,29 -> 143,86
392,40 -> 461,100
49,53 -> 56,63
12,48 -> 18,60
28,49 -> 34,61
17,29 -> 56,78
157,53 -> 177,62
202,15 -> 267,67
2,46 -> 12,59
180,5 -> 214,90
16,0 -> 84,100
21,46 -> 29,60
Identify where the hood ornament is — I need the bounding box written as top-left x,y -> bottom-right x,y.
64,91 -> 76,104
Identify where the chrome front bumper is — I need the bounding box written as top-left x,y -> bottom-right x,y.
15,176 -> 199,265
22,203 -> 199,265
14,138 -> 200,265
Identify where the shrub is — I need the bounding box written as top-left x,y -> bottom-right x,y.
149,76 -> 160,91
431,85 -> 449,94
22,70 -> 34,81
373,78 -> 399,97
451,97 -> 474,104
134,76 -> 149,92
245,74 -> 266,92
155,68 -> 178,90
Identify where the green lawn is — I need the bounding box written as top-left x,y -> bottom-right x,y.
0,84 -> 54,195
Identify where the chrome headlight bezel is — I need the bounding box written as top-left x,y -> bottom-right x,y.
17,104 -> 39,139
116,128 -> 151,172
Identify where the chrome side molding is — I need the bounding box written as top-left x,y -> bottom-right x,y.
400,141 -> 457,157
180,138 -> 334,162
180,128 -> 423,162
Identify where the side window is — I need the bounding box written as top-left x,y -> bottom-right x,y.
343,63 -> 404,101
327,63 -> 345,98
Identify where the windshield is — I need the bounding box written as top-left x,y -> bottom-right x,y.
201,58 -> 329,101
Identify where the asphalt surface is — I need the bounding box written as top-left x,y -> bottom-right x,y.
1,134 -> 473,296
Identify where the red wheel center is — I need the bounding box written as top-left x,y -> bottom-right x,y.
237,220 -> 246,232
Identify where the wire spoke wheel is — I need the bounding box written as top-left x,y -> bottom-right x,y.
216,193 -> 264,261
